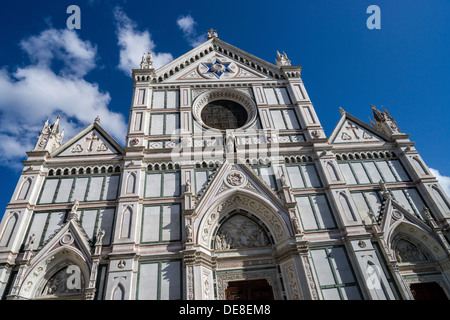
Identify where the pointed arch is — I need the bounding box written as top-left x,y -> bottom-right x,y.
196,191 -> 291,247
17,178 -> 32,200
365,261 -> 391,300
120,206 -> 133,239
387,222 -> 448,262
339,192 -> 357,221
125,172 -> 136,194
112,283 -> 125,300
0,212 -> 18,247
412,156 -> 428,176
431,185 -> 450,213
326,161 -> 339,181
16,245 -> 91,300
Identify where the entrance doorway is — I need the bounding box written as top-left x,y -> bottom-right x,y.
225,279 -> 274,300
410,282 -> 448,300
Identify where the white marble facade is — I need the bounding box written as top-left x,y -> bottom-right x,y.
0,31 -> 450,300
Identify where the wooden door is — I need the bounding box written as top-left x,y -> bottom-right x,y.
410,282 -> 448,300
225,279 -> 274,300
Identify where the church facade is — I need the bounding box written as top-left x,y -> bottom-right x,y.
1,30 -> 449,300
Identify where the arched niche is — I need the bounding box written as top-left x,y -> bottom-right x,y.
112,283 -> 125,300
0,212 -> 18,247
120,206 -> 133,239
195,192 -> 290,249
17,178 -> 32,200
18,246 -> 90,300
125,172 -> 136,194
388,222 -> 448,263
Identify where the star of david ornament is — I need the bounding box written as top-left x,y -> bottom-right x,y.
204,59 -> 231,78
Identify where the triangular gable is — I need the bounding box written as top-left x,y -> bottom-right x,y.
154,38 -> 285,83
194,160 -> 286,215
329,110 -> 390,144
172,51 -> 271,82
33,218 -> 93,261
12,217 -> 95,299
51,121 -> 125,157
378,196 -> 431,237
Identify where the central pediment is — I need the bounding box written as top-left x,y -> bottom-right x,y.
134,37 -> 294,84
173,52 -> 271,82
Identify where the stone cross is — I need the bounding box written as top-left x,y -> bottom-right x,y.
345,121 -> 360,140
85,132 -> 99,152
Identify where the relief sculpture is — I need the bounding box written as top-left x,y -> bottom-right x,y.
214,215 -> 270,250
394,239 -> 428,263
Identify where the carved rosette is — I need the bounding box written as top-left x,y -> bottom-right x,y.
225,171 -> 246,187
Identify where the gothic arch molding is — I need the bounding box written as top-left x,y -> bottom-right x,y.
195,190 -> 291,249
17,246 -> 91,300
387,222 -> 448,262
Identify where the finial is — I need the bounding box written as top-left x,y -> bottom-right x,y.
207,28 -> 218,40
339,107 -> 346,115
94,115 -> 100,123
140,52 -> 154,69
276,50 -> 291,66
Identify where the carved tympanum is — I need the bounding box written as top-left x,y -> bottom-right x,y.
214,215 -> 270,250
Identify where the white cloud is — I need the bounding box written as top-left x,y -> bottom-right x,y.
0,28 -> 127,168
114,7 -> 173,75
177,15 -> 205,47
429,168 -> 450,197
19,29 -> 97,78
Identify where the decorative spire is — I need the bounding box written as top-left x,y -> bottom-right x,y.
94,115 -> 101,124
140,52 -> 154,69
33,115 -> 64,152
207,28 -> 218,40
50,115 -> 61,134
276,51 -> 291,66
370,105 -> 402,136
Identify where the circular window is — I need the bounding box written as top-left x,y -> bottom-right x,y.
201,100 -> 248,130
192,89 -> 257,132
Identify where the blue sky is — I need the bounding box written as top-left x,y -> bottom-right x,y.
0,0 -> 449,219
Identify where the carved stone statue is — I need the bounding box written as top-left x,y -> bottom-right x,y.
185,220 -> 193,242
69,199 -> 80,220
26,233 -> 36,250
394,239 -> 428,263
225,129 -> 235,154
71,199 -> 79,213
185,180 -> 191,193
280,173 -> 288,187
276,51 -> 291,66
140,52 -> 154,69
95,228 -> 105,246
290,211 -> 301,234
423,206 -> 433,221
